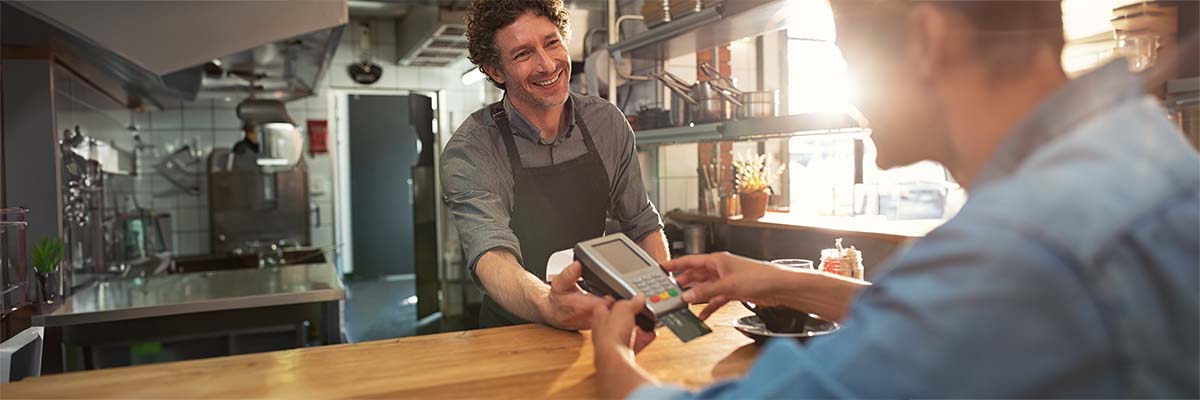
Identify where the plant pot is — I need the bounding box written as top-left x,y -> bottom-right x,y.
740,192 -> 769,220
35,269 -> 62,304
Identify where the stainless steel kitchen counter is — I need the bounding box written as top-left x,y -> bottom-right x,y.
34,263 -> 344,328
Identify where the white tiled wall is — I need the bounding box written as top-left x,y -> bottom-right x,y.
327,18 -> 489,141
137,99 -> 225,256
728,37 -> 758,91
290,95 -> 336,255
135,97 -> 343,256
321,18 -> 492,274
656,143 -> 699,212
135,17 -> 490,258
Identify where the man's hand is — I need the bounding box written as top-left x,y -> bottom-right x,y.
591,294 -> 658,398
540,262 -> 614,330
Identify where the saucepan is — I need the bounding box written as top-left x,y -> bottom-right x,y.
738,90 -> 779,119
652,72 -> 697,127
691,81 -> 743,123
693,63 -> 744,123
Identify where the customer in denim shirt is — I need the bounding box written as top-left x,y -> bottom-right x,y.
590,1 -> 1199,398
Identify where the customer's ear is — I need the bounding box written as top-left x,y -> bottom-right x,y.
906,4 -> 955,83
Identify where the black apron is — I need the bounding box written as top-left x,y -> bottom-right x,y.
479,101 -> 611,328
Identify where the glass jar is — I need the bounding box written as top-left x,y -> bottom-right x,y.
818,248 -> 847,277
819,247 -> 864,280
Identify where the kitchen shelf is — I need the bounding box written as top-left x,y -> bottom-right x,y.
634,112 -> 863,146
723,113 -> 861,139
633,122 -> 723,145
608,0 -> 797,62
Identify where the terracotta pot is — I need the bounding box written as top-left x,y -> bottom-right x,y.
739,191 -> 769,220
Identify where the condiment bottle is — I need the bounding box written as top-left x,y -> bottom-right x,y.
818,238 -> 864,279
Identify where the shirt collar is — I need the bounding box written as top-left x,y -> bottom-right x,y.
974,59 -> 1144,187
501,93 -> 577,145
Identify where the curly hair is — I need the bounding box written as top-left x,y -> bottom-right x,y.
465,0 -> 571,90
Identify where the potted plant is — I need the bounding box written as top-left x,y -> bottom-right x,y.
32,237 -> 64,304
734,152 -> 784,220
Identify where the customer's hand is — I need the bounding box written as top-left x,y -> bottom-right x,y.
591,293 -> 647,364
541,262 -> 615,330
590,293 -> 658,398
662,252 -> 788,320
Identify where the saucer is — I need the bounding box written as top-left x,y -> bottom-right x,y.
732,315 -> 839,343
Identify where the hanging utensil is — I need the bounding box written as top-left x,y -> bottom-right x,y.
699,63 -> 743,96
652,72 -> 697,104
661,71 -> 693,89
347,22 -> 383,85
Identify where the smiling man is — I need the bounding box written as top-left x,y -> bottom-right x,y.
441,0 -> 669,331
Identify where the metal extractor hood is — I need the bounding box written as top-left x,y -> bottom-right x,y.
395,6 -> 468,67
11,1 -> 349,105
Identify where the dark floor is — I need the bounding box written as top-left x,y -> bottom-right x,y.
342,276 -> 420,343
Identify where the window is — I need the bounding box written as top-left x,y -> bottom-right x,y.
777,11 -> 962,221
786,135 -> 856,216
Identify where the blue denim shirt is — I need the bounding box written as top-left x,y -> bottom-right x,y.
633,60 -> 1200,398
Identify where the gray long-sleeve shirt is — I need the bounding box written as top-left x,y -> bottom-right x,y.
440,93 -> 663,276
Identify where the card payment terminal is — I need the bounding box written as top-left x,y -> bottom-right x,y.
575,233 -> 711,342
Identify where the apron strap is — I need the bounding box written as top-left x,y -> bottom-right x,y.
573,107 -> 600,154
490,99 -> 602,171
489,102 -> 524,173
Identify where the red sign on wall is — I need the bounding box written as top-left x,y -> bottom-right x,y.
307,119 -> 328,155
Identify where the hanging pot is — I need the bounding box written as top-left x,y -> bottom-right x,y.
348,22 -> 383,85
348,62 -> 383,85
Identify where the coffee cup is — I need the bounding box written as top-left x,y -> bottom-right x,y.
770,259 -> 813,270
740,258 -> 817,333
741,301 -> 813,333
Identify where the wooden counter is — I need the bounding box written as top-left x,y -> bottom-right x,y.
1,305 -> 759,398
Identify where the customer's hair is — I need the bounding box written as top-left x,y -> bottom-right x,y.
832,0 -> 1064,77
465,0 -> 572,90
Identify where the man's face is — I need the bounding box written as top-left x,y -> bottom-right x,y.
485,12 -> 571,109
833,5 -> 948,170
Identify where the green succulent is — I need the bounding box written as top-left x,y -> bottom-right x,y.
32,237 -> 64,274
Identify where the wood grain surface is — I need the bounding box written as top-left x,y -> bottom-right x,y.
1,304 -> 761,398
